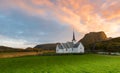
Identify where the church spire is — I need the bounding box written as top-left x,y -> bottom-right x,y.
72,30 -> 76,42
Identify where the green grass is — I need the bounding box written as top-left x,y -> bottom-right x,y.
0,54 -> 120,73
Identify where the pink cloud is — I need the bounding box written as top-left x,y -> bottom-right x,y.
0,0 -> 119,37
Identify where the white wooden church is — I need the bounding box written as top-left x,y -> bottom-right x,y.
56,31 -> 84,53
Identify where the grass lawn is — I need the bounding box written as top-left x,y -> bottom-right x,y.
0,54 -> 120,73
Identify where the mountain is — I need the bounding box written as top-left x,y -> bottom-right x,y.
79,31 -> 108,51
78,31 -> 120,52
0,46 -> 24,52
34,43 -> 57,50
80,31 -> 107,45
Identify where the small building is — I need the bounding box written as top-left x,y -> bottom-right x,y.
56,31 -> 84,53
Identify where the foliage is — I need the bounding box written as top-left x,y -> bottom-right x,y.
93,37 -> 120,52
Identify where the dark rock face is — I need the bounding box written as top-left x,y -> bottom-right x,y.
80,31 -> 107,45
79,31 -> 108,51
34,43 -> 57,50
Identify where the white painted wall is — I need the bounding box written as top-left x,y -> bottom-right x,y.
56,42 -> 84,53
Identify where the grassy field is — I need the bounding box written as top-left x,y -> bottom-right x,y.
0,54 -> 120,73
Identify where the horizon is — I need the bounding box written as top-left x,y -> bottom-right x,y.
0,0 -> 120,48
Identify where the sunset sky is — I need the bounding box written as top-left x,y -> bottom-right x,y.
0,0 -> 120,48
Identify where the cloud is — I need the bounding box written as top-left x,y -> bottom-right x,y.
101,0 -> 120,20
45,0 -> 120,37
29,0 -> 120,37
0,35 -> 34,48
0,0 -> 120,48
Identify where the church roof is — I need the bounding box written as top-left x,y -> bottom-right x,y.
57,42 -> 80,49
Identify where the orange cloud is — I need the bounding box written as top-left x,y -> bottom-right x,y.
0,0 -> 119,37
101,0 -> 120,20
51,0 -> 120,37
17,0 -> 46,16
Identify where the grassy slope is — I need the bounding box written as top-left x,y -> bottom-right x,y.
0,54 -> 120,73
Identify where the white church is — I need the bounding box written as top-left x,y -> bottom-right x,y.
56,31 -> 84,53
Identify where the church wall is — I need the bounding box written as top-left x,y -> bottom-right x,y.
78,44 -> 84,53
56,42 -> 85,53
79,43 -> 84,53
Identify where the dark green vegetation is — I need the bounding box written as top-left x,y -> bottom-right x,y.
91,37 -> 120,52
0,54 -> 120,73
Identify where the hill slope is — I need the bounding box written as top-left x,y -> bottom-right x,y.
34,43 -> 57,50
79,31 -> 107,51
94,37 -> 120,52
0,46 -> 24,52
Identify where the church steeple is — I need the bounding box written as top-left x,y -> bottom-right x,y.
72,30 -> 76,43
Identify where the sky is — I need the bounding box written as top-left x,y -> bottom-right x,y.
0,0 -> 120,48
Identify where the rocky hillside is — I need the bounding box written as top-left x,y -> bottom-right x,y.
80,31 -> 107,45
79,31 -> 108,51
79,31 -> 120,52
